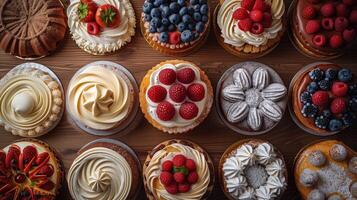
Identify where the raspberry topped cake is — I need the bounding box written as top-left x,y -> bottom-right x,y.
290,0 -> 357,59
143,139 -> 215,200
139,60 -> 213,134
215,0 -> 286,58
141,0 -> 210,56
0,139 -> 63,200
289,62 -> 357,135
67,0 -> 136,55
295,140 -> 357,199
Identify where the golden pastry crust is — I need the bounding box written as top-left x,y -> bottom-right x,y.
139,60 -> 213,134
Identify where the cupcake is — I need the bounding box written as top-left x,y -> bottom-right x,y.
66,61 -> 138,136
143,139 -> 214,200
295,140 -> 357,199
214,0 -> 286,58
0,63 -> 64,137
0,139 -> 64,200
289,62 -> 357,136
141,0 -> 210,56
289,0 -> 357,59
0,0 -> 67,59
216,61 -> 287,135
219,139 -> 288,200
139,60 -> 213,134
67,0 -> 136,55
67,139 -> 141,200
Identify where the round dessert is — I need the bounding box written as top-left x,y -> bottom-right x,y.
289,0 -> 357,59
219,139 -> 288,199
289,62 -> 357,136
295,140 -> 357,199
0,0 -> 67,59
139,60 -> 213,134
214,0 -> 286,58
67,138 -> 141,200
143,139 -> 214,200
66,61 -> 138,136
216,61 -> 287,135
0,63 -> 64,137
141,0 -> 210,56
0,139 -> 63,200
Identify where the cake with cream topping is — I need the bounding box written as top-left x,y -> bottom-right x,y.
139,60 -> 213,134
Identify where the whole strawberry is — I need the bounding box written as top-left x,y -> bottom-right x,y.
78,0 -> 98,22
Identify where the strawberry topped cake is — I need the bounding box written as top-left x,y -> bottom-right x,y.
139,60 -> 213,134
215,0 -> 285,58
0,139 -> 63,200
290,0 -> 357,59
67,0 -> 136,55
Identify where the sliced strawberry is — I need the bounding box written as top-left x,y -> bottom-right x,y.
36,152 -> 50,166
5,145 -> 20,169
24,156 -> 36,174
38,180 -> 55,191
0,150 -> 5,164
0,183 -> 12,193
30,155 -> 50,178
37,164 -> 54,177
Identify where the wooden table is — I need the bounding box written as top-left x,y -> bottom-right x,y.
0,0 -> 356,199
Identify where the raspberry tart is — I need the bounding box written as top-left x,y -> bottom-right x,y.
143,139 -> 215,200
139,60 -> 213,134
289,62 -> 357,136
67,139 -> 141,200
141,0 -> 210,56
0,139 -> 63,200
67,0 -> 136,55
216,61 -> 288,135
219,139 -> 288,200
295,140 -> 357,199
289,0 -> 357,59
214,0 -> 286,58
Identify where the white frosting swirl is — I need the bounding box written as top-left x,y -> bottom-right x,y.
223,157 -> 244,179
67,147 -> 132,200
235,144 -> 256,166
255,143 -> 276,165
67,0 -> 136,54
226,175 -> 248,198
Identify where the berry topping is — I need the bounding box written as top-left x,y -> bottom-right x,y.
169,84 -> 187,103
301,91 -> 312,104
38,164 -> 54,177
322,109 -> 332,118
306,20 -> 321,34
148,85 -> 167,103
36,152 -> 49,165
303,5 -> 317,19
187,171 -> 199,184
318,79 -> 331,90
330,98 -> 347,114
325,68 -> 337,80
320,3 -> 335,17
233,8 -> 249,20
301,103 -> 318,118
174,172 -> 186,183
178,183 -> 191,193
313,34 -> 326,47
262,12 -> 272,28
312,91 -> 329,106
329,119 -> 343,131
309,68 -> 324,81
177,68 -> 195,84
187,83 -> 205,101
307,82 -> 319,93
251,23 -> 264,34
185,159 -> 197,171
162,160 -> 174,171
343,27 -> 356,42
22,145 -> 37,163
349,83 -> 357,95
336,3 -> 350,17
173,154 -> 186,167
156,101 -> 175,121
315,116 -> 329,129
252,0 -> 265,11
179,102 -> 199,120
165,183 -> 178,194
238,18 -> 253,32
87,22 -> 100,35
321,18 -> 334,30
159,68 -> 176,85
169,32 -> 181,45
181,30 -> 194,43
350,10 -> 357,24
338,68 -> 352,82
334,17 -> 349,32
160,171 -> 174,186
78,1 -> 98,23
332,82 -> 348,97
250,10 -> 264,22
241,0 -> 255,11
329,34 -> 344,48
95,4 -> 121,28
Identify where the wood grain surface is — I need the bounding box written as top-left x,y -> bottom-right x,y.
0,0 -> 357,199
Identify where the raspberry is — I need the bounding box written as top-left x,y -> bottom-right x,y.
320,3 -> 335,17
169,32 -> 181,45
173,154 -> 186,167
332,82 -> 348,97
178,183 -> 191,193
187,83 -> 205,101
250,10 -> 264,22
336,3 -> 350,17
306,20 -> 321,34
159,68 -> 176,85
162,160 -> 174,171
177,68 -> 195,84
241,0 -> 255,11
160,171 -> 173,186
185,159 -> 197,171
261,12 -> 272,28
343,27 -> 356,42
174,172 -> 186,183
321,18 -> 334,30
187,171 -> 199,184
179,102 -> 199,120
329,34 -> 344,48
148,85 -> 167,103
350,10 -> 357,24
334,17 -> 349,32
343,0 -> 356,6
330,98 -> 347,114
238,18 -> 253,32
232,8 -> 249,20
312,91 -> 329,106
165,183 -> 178,194
87,22 -> 100,35
251,23 -> 264,34
253,0 -> 265,11
303,5 -> 317,19
156,101 -> 175,121
169,83 -> 186,103
312,34 -> 326,47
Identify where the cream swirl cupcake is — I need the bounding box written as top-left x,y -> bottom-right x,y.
67,61 -> 138,135
0,63 -> 64,137
67,0 -> 136,55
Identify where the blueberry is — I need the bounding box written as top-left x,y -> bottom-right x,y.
181,30 -> 194,42
315,116 -> 329,129
329,119 -> 343,132
202,15 -> 208,22
325,68 -> 337,80
338,68 -> 353,82
322,110 -> 332,118
150,17 -> 161,29
176,22 -> 185,32
318,79 -> 331,90
188,23 -> 195,30
150,8 -> 161,18
199,0 -> 207,4
309,68 -> 324,81
193,4 -> 200,12
144,14 -> 152,22
157,25 -> 167,32
161,6 -> 171,17
169,14 -> 181,25
143,2 -> 154,14
161,17 -> 170,26
342,112 -> 356,127
190,0 -> 199,5
193,12 -> 202,21
182,14 -> 192,24
179,7 -> 188,16
168,24 -> 176,32
301,103 -> 318,118
300,91 -> 312,104
169,2 -> 180,13
307,82 -> 319,93
149,25 -> 156,33
349,97 -> 357,112
153,0 -> 162,7
178,0 -> 185,6
188,7 -> 195,15
200,4 -> 208,15
196,22 -> 205,33
349,83 -> 357,96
